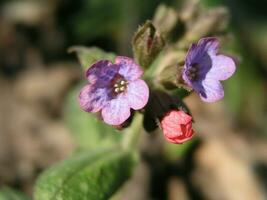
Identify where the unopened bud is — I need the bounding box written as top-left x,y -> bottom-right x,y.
132,20 -> 165,69
177,6 -> 229,48
180,0 -> 201,26
153,4 -> 179,39
143,90 -> 191,132
160,109 -> 194,144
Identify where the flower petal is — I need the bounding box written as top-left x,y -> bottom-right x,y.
115,56 -> 143,81
197,79 -> 224,103
86,60 -> 111,83
186,37 -> 219,66
185,43 -> 198,67
197,79 -> 224,102
78,84 -> 109,113
86,60 -> 119,86
127,80 -> 149,110
198,37 -> 219,55
207,54 -> 236,80
176,111 -> 193,125
172,128 -> 194,144
101,95 -> 130,125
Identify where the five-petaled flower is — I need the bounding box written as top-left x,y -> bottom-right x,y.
182,37 -> 236,102
78,56 -> 149,125
160,110 -> 194,144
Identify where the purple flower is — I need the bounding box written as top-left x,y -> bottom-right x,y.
79,56 -> 149,125
182,37 -> 236,102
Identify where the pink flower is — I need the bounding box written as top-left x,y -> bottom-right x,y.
78,56 -> 149,126
160,110 -> 194,144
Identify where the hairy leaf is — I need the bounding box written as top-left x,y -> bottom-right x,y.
68,46 -> 116,70
34,147 -> 137,200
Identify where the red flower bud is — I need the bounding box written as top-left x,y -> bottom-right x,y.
160,110 -> 194,144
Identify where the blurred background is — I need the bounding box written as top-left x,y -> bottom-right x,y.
0,0 -> 267,199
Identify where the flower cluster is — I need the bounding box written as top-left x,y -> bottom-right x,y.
78,37 -> 236,144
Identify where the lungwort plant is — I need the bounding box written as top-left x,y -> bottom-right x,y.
34,2 -> 236,200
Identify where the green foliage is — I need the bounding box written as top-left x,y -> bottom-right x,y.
34,147 -> 137,200
66,0 -> 175,44
69,46 -> 116,71
201,0 -> 225,7
0,187 -> 30,200
69,0 -> 124,42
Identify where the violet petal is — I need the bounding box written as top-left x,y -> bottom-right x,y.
198,37 -> 219,56
186,38 -> 219,66
86,60 -> 112,83
127,79 -> 149,110
207,54 -> 236,80
101,95 -> 130,125
116,56 -> 143,81
198,79 -> 224,102
78,84 -> 109,113
86,60 -> 119,87
185,43 -> 198,67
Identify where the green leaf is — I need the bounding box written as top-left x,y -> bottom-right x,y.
64,83 -> 121,149
68,46 -> 116,70
0,187 -> 30,200
34,147 -> 137,200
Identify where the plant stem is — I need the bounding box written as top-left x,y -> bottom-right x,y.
122,113 -> 143,150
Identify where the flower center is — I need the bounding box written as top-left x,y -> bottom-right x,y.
187,63 -> 199,81
113,79 -> 128,93
110,74 -> 128,95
